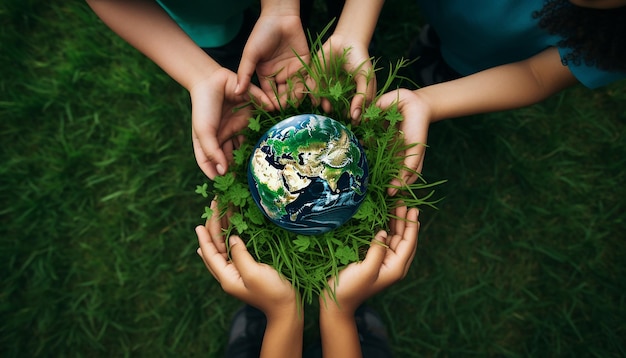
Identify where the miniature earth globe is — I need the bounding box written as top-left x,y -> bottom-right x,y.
248,114 -> 368,235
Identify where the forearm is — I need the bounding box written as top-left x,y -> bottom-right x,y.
86,0 -> 220,90
334,0 -> 384,45
418,47 -> 578,122
259,0 -> 300,16
319,307 -> 361,358
260,306 -> 304,358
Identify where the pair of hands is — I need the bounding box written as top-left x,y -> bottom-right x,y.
195,199 -> 420,322
193,9 -> 377,179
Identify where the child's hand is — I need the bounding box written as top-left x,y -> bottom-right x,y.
376,88 -> 431,196
190,68 -> 273,179
321,205 -> 420,316
312,33 -> 376,124
236,5 -> 310,109
196,200 -> 298,319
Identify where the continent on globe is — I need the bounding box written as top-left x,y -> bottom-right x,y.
248,114 -> 368,235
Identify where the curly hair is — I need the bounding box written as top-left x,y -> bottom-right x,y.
533,0 -> 626,71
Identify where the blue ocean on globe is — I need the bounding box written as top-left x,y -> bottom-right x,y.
247,114 -> 368,235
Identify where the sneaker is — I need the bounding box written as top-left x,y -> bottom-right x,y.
355,305 -> 393,358
223,305 -> 267,358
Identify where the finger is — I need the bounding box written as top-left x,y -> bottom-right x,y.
246,83 -> 275,112
305,75 -> 321,107
193,128 -> 227,179
360,231 -> 389,279
350,92 -> 365,125
396,208 -> 420,275
197,247 -> 218,280
196,225 -> 230,281
235,46 -> 260,96
375,89 -> 400,110
350,66 -> 376,123
290,69 -> 308,104
269,83 -> 291,110
387,146 -> 424,196
277,79 -> 307,108
206,200 -> 227,256
222,138 -> 235,163
402,221 -> 420,276
228,235 -> 259,284
389,205 -> 408,250
402,145 -> 426,180
233,134 -> 245,149
321,98 -> 333,114
216,87 -> 272,147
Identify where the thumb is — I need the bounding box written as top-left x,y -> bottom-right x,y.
375,90 -> 399,110
193,134 -> 228,178
236,51 -> 258,95
228,235 -> 258,275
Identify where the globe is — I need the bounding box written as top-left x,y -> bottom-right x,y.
248,114 -> 368,235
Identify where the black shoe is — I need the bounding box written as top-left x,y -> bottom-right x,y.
355,305 -> 393,358
223,305 -> 267,358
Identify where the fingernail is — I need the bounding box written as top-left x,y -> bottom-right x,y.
352,108 -> 361,120
228,236 -> 238,246
216,164 -> 225,176
234,83 -> 240,94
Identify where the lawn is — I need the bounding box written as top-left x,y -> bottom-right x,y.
1,1 -> 625,357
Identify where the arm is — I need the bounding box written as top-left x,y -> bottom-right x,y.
377,46 -> 579,194
86,0 -> 273,178
196,200 -> 303,358
86,0 -> 220,91
319,206 -> 420,358
319,0 -> 385,121
415,47 -> 578,122
228,236 -> 303,358
333,0 -> 384,52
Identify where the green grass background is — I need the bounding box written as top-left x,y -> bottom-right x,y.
2,1 -> 625,356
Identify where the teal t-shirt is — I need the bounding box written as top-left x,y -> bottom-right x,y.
157,0 -> 254,48
416,0 -> 625,89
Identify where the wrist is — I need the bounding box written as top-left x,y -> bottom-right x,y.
333,0 -> 383,45
319,295 -> 358,320
261,300 -> 304,358
319,302 -> 361,358
260,0 -> 300,17
187,66 -> 227,95
408,89 -> 438,124
263,297 -> 301,322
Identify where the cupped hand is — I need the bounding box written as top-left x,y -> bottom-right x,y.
196,200 -> 298,318
191,68 -> 273,179
236,12 -> 310,109
376,88 -> 431,196
313,33 -> 376,123
321,205 -> 420,315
